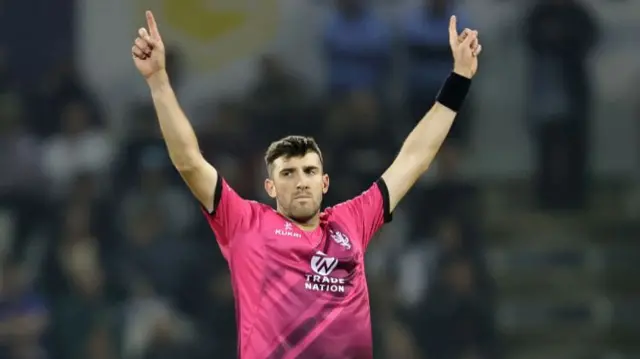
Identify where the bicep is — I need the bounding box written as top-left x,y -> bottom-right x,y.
381,149 -> 423,214
381,155 -> 423,213
382,104 -> 456,211
177,156 -> 219,212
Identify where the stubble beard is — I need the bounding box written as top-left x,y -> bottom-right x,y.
288,201 -> 320,224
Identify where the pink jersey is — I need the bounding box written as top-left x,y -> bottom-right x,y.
202,176 -> 392,359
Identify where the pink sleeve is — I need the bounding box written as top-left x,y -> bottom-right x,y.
331,179 -> 393,250
202,176 -> 255,258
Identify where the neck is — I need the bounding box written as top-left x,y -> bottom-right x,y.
277,208 -> 320,231
297,217 -> 320,231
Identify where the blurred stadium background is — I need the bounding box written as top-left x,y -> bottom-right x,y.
0,0 -> 639,358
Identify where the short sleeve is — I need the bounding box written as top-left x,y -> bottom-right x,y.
202,176 -> 255,258
331,178 -> 393,250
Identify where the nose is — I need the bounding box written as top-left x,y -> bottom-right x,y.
296,177 -> 310,190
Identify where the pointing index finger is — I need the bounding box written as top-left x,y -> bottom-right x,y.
449,16 -> 459,45
146,10 -> 160,37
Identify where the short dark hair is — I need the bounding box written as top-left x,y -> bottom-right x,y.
264,135 -> 323,173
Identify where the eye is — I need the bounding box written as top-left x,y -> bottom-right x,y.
305,168 -> 317,175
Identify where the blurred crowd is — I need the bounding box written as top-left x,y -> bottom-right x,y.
0,0 -> 602,358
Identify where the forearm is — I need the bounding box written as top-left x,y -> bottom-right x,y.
381,101 -> 456,211
147,71 -> 203,170
397,69 -> 471,164
382,70 -> 471,210
398,102 -> 456,166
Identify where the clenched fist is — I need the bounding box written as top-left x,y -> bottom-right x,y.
132,11 -> 166,81
449,16 -> 482,79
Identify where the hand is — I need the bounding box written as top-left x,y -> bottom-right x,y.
457,28 -> 482,53
448,16 -> 482,79
132,11 -> 166,82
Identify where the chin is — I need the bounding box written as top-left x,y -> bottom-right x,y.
289,207 -> 319,223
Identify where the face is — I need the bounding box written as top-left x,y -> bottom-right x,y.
264,152 -> 329,223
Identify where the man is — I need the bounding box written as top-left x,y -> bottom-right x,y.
131,11 -> 481,359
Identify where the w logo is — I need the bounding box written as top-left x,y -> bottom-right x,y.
310,252 -> 338,276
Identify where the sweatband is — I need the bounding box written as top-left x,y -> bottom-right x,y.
435,72 -> 471,112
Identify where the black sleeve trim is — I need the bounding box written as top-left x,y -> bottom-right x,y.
204,175 -> 224,215
375,178 -> 393,223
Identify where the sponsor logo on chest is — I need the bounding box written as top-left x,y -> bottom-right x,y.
274,222 -> 302,238
305,251 -> 346,293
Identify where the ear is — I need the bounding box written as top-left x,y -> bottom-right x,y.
322,173 -> 330,194
264,178 -> 277,199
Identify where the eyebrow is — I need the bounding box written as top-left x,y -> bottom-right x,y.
279,165 -> 320,174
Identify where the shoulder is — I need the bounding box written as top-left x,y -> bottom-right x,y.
321,198 -> 355,223
323,199 -> 348,216
225,201 -> 278,249
247,200 -> 273,212
241,200 -> 279,228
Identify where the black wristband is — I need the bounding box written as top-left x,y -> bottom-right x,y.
436,72 -> 471,112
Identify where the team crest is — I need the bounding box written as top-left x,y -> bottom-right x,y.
330,230 -> 351,250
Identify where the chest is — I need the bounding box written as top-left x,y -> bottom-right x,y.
261,218 -> 363,279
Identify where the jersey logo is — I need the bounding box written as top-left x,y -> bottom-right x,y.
305,252 -> 346,293
275,222 -> 301,238
310,251 -> 339,276
330,230 -> 351,250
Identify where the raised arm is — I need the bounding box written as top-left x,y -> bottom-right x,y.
148,73 -> 218,212
132,11 -> 218,212
382,16 -> 482,212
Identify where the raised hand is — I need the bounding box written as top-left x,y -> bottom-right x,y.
458,28 -> 482,55
132,11 -> 166,81
448,16 -> 482,79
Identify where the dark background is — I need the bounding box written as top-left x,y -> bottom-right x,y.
0,0 -> 638,358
